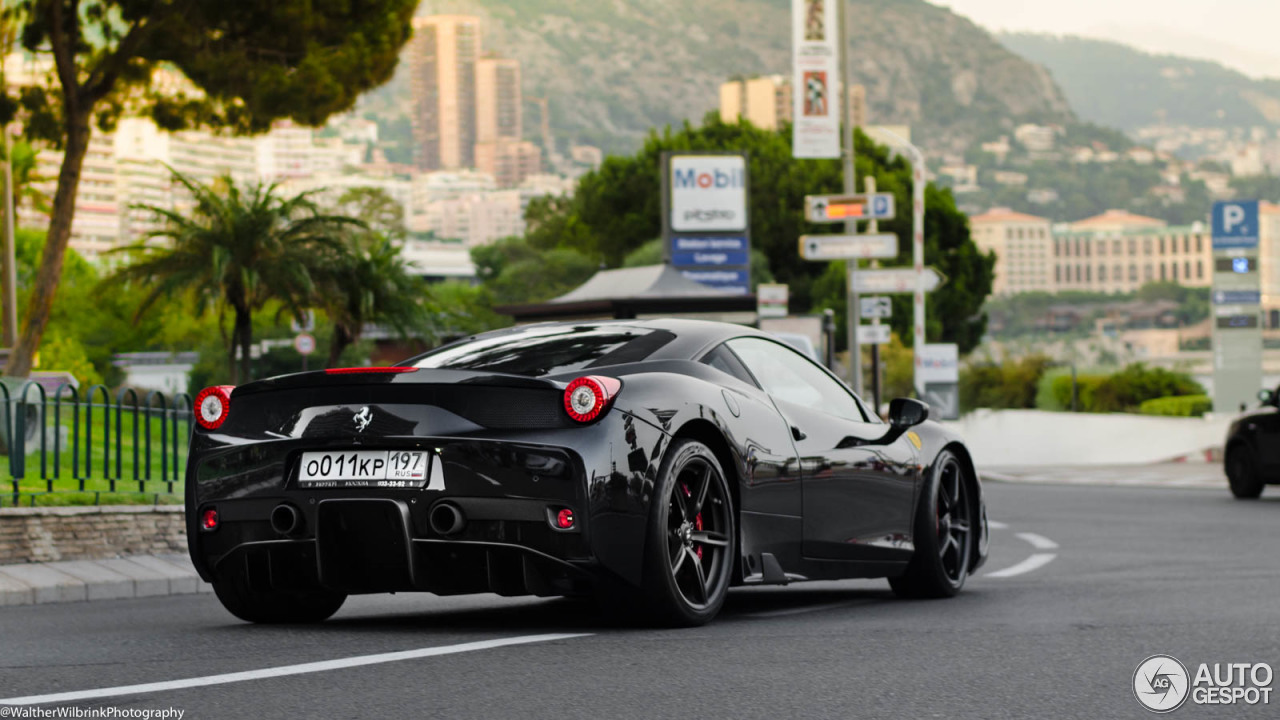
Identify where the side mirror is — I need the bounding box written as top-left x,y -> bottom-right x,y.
889,397 -> 929,429
1260,389 -> 1276,406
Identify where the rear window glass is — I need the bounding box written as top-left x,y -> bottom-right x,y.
408,326 -> 674,377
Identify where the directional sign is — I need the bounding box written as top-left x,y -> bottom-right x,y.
1212,200 -> 1260,249
851,267 -> 945,294
860,296 -> 892,319
805,193 -> 896,223
799,233 -> 898,261
923,383 -> 960,421
1213,289 -> 1262,305
857,324 -> 891,345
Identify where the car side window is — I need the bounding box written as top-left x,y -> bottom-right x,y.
701,344 -> 759,387
726,337 -> 868,422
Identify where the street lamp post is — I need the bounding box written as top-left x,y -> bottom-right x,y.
2,122 -> 16,352
876,128 -> 927,397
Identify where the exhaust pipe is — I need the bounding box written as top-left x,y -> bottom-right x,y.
270,503 -> 303,536
429,502 -> 466,536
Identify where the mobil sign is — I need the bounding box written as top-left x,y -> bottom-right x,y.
670,154 -> 748,232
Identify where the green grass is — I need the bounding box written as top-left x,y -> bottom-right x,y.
2,406 -> 190,507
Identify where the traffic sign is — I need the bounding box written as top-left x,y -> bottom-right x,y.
757,283 -> 789,318
856,324 -> 891,345
293,333 -> 316,356
1212,200 -> 1259,249
1213,289 -> 1261,305
851,267 -> 945,294
805,193 -> 896,223
860,296 -> 892,319
799,233 -> 898,260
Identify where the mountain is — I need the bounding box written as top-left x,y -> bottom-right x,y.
393,0 -> 1074,156
999,33 -> 1280,132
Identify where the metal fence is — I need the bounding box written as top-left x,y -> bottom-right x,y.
0,380 -> 192,506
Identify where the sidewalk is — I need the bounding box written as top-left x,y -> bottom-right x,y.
980,462 -> 1229,490
0,553 -> 212,607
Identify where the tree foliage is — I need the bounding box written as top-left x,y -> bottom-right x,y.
521,115 -> 994,352
2,0 -> 417,377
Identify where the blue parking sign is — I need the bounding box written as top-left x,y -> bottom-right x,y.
1212,200 -> 1259,249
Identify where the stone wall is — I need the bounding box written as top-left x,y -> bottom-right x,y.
0,506 -> 187,565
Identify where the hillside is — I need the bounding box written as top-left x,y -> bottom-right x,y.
1000,33 -> 1280,132
385,0 -> 1074,156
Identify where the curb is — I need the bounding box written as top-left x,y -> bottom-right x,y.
0,554 -> 211,607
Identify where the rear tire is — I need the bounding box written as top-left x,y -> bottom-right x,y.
1227,444 -> 1264,500
212,572 -> 346,624
639,438 -> 735,627
891,449 -> 973,599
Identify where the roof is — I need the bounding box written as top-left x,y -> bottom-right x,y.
969,207 -> 1049,224
550,264 -> 735,303
1070,209 -> 1166,230
496,264 -> 757,323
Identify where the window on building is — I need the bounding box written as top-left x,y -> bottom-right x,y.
1086,265 -> 1092,282
1128,239 -> 1137,254
1077,265 -> 1083,282
1185,261 -> 1191,279
1007,228 -> 1014,240
1054,240 -> 1060,257
1172,263 -> 1179,281
1113,239 -> 1122,254
1160,264 -> 1166,281
1197,260 -> 1203,279
1159,237 -> 1165,254
1183,236 -> 1190,253
1099,265 -> 1107,281
1143,239 -> 1152,255
1055,266 -> 1061,282
1129,265 -> 1138,281
1196,236 -> 1202,253
1114,264 -> 1123,282
1144,264 -> 1153,280
1098,241 -> 1107,256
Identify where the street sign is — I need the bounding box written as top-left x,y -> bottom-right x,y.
293,333 -> 316,356
851,267 -> 945,294
1212,200 -> 1259,249
290,310 -> 315,333
679,268 -> 750,295
1214,289 -> 1262,305
804,193 -> 896,223
799,233 -> 898,261
923,383 -> 960,421
757,283 -> 789,318
860,296 -> 892,319
917,344 -> 959,383
856,324 -> 891,345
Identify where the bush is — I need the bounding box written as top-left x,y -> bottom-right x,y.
959,354 -> 1053,411
1050,363 -> 1204,413
1138,395 -> 1213,417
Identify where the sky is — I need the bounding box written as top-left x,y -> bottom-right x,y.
934,0 -> 1280,79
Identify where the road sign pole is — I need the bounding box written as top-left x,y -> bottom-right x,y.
866,175 -> 882,415
838,0 -> 860,394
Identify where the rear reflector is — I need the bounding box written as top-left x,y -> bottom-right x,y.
200,507 -> 219,531
324,367 -> 420,375
556,508 -> 575,529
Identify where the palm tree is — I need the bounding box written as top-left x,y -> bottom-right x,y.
106,172 -> 357,383
317,230 -> 429,368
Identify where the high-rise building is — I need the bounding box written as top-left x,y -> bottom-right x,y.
409,15 -> 482,171
475,140 -> 541,189
718,75 -> 792,130
476,57 -> 522,144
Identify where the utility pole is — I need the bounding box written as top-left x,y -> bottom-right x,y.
837,0 -> 859,394
865,174 -> 882,414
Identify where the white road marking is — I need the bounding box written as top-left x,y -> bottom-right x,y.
1015,532 -> 1059,551
985,553 -> 1057,579
988,520 -> 1009,530
0,633 -> 590,706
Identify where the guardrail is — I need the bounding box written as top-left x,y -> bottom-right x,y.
0,380 -> 192,506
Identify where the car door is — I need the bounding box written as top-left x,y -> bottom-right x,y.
725,337 -> 918,563
1255,385 -> 1280,472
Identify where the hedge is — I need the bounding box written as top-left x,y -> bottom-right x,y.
1049,364 -> 1204,413
1138,395 -> 1213,417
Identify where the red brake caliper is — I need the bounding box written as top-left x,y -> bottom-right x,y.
681,483 -> 704,559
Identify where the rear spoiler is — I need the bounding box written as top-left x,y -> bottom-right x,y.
229,367 -> 561,398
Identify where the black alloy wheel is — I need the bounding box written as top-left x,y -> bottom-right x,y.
891,449 -> 973,599
642,438 -> 735,626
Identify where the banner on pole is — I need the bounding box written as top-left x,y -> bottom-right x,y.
792,0 -> 840,159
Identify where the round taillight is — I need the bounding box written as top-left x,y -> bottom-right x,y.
556,508 -> 575,529
194,385 -> 235,430
563,376 -> 621,423
200,507 -> 219,531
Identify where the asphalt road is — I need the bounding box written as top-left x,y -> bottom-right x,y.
1,480 -> 1277,719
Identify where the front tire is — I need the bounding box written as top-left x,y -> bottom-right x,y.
891,449 -> 973,599
640,438 -> 735,627
212,572 -> 347,624
1227,444 -> 1264,499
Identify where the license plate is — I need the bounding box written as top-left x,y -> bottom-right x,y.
297,450 -> 429,488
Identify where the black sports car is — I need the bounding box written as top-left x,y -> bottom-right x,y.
186,319 -> 988,626
1225,385 -> 1280,499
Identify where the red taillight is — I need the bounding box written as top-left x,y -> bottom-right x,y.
324,366 -> 419,375
200,507 -> 219,531
563,376 -> 621,423
556,508 -> 575,529
194,385 -> 234,430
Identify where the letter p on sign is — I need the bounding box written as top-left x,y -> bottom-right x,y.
1224,204 -> 1246,233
